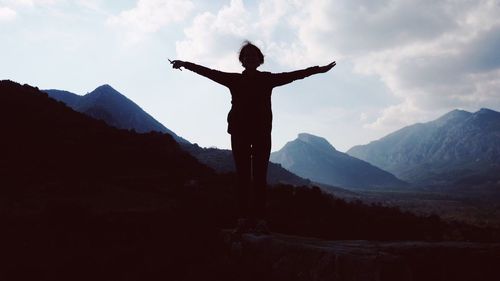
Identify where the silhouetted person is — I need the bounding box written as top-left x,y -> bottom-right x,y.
170,41 -> 335,234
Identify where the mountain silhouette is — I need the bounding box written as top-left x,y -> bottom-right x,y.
1,80 -> 209,187
2,80 -> 499,280
270,133 -> 407,190
184,143 -> 334,186
45,84 -> 327,188
44,85 -> 189,143
347,108 -> 500,187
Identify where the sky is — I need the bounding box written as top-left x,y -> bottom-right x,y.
1,0 -> 500,152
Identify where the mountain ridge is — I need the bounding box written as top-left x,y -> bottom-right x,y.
2,80 -> 499,280
347,108 -> 500,187
270,133 -> 407,190
45,84 -> 330,189
1,79 -> 211,186
44,85 -> 189,143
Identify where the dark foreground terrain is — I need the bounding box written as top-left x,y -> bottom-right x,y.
221,231 -> 500,281
1,80 -> 499,280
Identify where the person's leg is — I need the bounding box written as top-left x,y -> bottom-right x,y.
231,134 -> 252,219
251,132 -> 271,220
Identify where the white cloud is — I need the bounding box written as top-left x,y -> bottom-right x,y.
175,0 -> 330,70
107,0 -> 194,42
175,0 -> 251,71
285,0 -> 500,132
363,100 -> 428,132
76,0 -> 105,13
0,6 -> 16,21
0,0 -> 59,20
175,0 -> 500,137
2,0 -> 59,7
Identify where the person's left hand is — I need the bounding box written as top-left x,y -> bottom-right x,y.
318,61 -> 336,73
169,59 -> 185,71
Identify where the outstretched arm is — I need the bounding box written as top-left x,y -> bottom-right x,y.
271,61 -> 336,87
169,59 -> 234,87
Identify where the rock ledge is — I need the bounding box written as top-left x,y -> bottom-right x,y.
222,231 -> 500,281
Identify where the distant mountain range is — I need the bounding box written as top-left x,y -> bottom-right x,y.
0,80 -> 211,188
44,85 -> 189,143
180,143 -> 317,187
270,133 -> 407,190
42,83 -> 500,191
347,109 -> 500,187
2,80 -> 499,279
44,84 -> 328,189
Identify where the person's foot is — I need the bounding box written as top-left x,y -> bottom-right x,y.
232,218 -> 251,235
253,219 -> 271,235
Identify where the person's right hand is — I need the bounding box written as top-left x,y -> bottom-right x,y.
169,59 -> 185,70
318,61 -> 336,73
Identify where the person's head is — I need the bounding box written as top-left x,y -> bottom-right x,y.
239,41 -> 264,70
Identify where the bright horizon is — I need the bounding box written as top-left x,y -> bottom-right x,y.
2,0 -> 500,152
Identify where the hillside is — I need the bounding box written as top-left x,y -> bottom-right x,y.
270,133 -> 407,190
45,84 -> 323,188
182,143 -> 316,186
3,79 -> 481,240
1,82 -> 206,188
347,109 -> 500,187
44,85 -> 189,143
2,80 -> 499,280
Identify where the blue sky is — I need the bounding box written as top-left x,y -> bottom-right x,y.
1,0 -> 500,152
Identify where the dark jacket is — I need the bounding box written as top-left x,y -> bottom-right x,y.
183,62 -> 320,136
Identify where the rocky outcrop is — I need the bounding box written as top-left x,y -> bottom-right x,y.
222,231 -> 500,281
